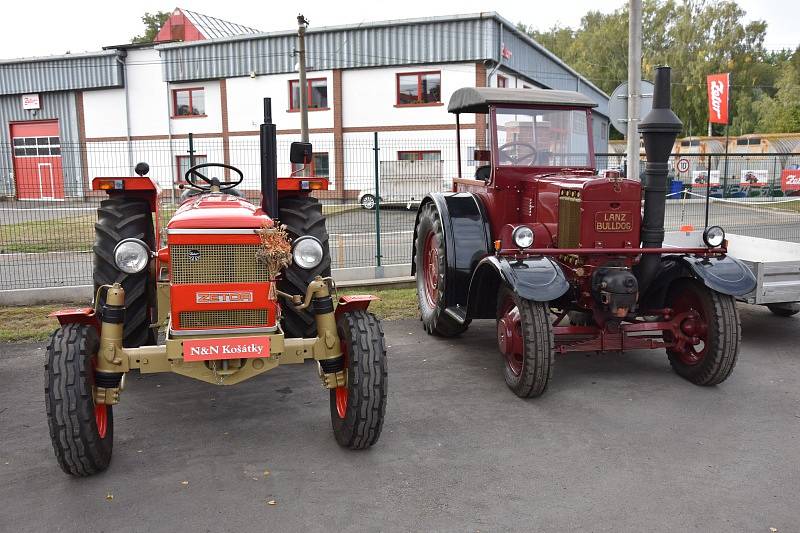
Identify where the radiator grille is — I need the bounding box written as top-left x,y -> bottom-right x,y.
170,244 -> 268,284
557,189 -> 582,249
179,309 -> 268,329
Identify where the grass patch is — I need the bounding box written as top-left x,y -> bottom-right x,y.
0,214 -> 95,253
0,286 -> 418,343
0,303 -> 73,343
761,199 -> 800,213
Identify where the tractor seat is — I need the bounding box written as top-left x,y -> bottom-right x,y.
475,165 -> 491,182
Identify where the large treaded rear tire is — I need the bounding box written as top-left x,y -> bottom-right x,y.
93,196 -> 155,348
45,324 -> 114,476
278,196 -> 331,338
414,202 -> 469,337
330,310 -> 387,449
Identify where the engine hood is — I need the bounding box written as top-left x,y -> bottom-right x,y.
167,193 -> 273,230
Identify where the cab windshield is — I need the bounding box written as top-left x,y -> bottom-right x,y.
494,107 -> 591,167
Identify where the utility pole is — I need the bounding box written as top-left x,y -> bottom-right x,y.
296,14 -> 310,143
626,0 -> 642,181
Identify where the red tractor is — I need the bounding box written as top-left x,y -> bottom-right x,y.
413,67 -> 756,397
45,99 -> 387,476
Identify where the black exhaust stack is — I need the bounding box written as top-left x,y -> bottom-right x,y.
636,66 -> 683,292
260,97 -> 278,218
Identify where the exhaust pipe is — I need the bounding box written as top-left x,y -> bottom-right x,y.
260,97 -> 279,218
636,66 -> 683,293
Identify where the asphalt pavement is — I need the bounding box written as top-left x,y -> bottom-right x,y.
1,305 -> 799,532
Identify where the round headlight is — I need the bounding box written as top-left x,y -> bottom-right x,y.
113,238 -> 151,274
293,236 -> 324,270
512,226 -> 535,249
703,225 -> 725,248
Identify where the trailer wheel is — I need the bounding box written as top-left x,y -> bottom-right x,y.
414,202 -> 469,336
45,324 -> 113,476
496,287 -> 554,398
665,278 -> 741,386
360,194 -> 376,210
766,303 -> 800,317
330,310 -> 387,449
93,196 -> 156,348
278,196 -> 331,338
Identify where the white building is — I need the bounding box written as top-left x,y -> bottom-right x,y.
0,11 -> 610,200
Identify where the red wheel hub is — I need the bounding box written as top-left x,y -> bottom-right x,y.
669,291 -> 709,365
334,340 -> 349,419
422,232 -> 440,308
90,357 -> 108,439
497,295 -> 524,376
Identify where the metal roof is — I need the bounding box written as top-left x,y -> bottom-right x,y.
179,8 -> 260,40
448,87 -> 597,113
0,50 -> 124,96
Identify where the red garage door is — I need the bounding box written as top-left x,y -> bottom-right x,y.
11,120 -> 64,200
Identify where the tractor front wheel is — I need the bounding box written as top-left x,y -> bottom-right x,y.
665,278 -> 741,386
496,287 -> 554,398
45,324 -> 114,476
330,310 -> 387,449
278,196 -> 332,338
414,202 -> 469,337
767,302 -> 800,317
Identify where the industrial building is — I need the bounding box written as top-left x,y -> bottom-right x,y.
0,10 -> 610,200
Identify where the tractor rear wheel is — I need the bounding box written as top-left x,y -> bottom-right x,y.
414,202 -> 469,337
278,196 -> 331,338
496,287 -> 554,398
330,310 -> 387,449
766,302 -> 800,317
93,196 -> 156,347
45,324 -> 114,476
665,278 -> 740,386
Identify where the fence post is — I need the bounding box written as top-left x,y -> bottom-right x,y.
373,131 -> 382,269
704,153 -> 712,229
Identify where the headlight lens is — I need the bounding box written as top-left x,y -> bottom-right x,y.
512,226 -> 535,249
292,236 -> 324,270
703,225 -> 725,248
113,238 -> 151,274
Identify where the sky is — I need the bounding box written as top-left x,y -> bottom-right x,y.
1,0 -> 797,59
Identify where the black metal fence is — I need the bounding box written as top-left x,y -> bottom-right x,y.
1,141 -> 799,291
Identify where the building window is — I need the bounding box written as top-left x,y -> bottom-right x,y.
289,78 -> 328,111
12,136 -> 60,157
176,154 -> 207,183
497,75 -> 508,88
398,151 -> 441,161
396,72 -> 441,106
292,152 -> 329,177
172,88 -> 205,117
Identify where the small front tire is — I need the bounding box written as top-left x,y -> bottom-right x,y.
45,324 -> 114,476
330,310 -> 387,449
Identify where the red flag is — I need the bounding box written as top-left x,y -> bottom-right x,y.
707,73 -> 730,125
501,43 -> 512,60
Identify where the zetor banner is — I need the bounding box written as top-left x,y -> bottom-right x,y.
782,169 -> 800,191
707,73 -> 730,125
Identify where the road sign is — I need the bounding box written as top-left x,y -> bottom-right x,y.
676,158 -> 690,173
608,80 -> 655,136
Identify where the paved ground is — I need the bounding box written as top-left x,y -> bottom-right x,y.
1,306 -> 799,532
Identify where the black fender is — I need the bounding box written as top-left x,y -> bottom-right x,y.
412,193 -> 492,308
641,254 -> 757,308
466,256 -> 570,319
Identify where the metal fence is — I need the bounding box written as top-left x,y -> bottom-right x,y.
1,140 -> 799,291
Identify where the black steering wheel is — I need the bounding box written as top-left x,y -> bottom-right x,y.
184,163 -> 244,192
498,142 -> 538,165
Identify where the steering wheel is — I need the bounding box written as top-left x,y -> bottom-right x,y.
498,142 -> 538,165
184,163 -> 244,192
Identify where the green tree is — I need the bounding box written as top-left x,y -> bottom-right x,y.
756,49 -> 800,133
131,11 -> 171,44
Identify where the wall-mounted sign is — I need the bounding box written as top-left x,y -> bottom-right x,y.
22,94 -> 40,110
741,169 -> 768,186
691,170 -> 720,187
781,169 -> 800,191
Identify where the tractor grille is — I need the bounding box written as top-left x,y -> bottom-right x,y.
170,244 -> 268,284
179,309 -> 268,329
557,189 -> 582,249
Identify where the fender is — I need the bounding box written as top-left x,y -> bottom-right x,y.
412,193 -> 492,308
466,255 -> 569,319
50,307 -> 101,332
642,254 -> 757,308
334,295 -> 378,322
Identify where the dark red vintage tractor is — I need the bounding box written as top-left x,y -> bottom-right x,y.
45,99 -> 387,476
412,67 -> 756,397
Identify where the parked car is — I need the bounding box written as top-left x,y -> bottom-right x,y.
359,159 -> 446,209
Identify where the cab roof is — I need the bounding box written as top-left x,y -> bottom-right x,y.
448,87 -> 598,114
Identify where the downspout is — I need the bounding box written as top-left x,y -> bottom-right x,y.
117,50 -> 134,171
486,21 -> 503,84
161,50 -> 176,204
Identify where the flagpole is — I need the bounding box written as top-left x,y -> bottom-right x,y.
722,73 -> 731,198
